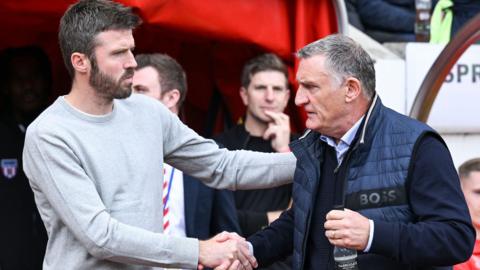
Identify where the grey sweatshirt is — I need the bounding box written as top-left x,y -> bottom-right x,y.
23,94 -> 296,270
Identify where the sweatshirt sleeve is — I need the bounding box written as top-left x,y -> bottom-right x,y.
23,125 -> 199,269
160,106 -> 296,190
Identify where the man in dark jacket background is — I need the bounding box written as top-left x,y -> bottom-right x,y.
215,53 -> 296,270
246,34 -> 475,270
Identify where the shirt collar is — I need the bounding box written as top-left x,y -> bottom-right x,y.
320,116 -> 365,148
319,116 -> 365,165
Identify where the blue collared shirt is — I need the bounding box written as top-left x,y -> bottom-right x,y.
319,116 -> 364,166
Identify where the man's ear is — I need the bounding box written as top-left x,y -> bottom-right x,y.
239,87 -> 249,106
344,77 -> 362,103
71,52 -> 90,74
161,89 -> 181,110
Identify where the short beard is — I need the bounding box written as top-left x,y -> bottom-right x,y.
89,56 -> 134,100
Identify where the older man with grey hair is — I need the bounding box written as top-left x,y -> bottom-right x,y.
245,34 -> 475,270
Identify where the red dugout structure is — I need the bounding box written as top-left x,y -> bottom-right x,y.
0,0 -> 340,135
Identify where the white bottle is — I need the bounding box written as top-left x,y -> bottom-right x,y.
334,246 -> 359,270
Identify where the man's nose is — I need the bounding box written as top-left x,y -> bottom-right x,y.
125,50 -> 137,69
295,87 -> 307,106
265,88 -> 275,101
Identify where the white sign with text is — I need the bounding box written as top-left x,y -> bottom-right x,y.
406,43 -> 480,133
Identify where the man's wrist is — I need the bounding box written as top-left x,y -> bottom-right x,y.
276,146 -> 291,153
198,240 -> 206,263
267,210 -> 282,224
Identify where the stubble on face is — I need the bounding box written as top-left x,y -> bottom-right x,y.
89,55 -> 134,100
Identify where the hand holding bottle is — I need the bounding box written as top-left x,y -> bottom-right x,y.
324,208 -> 370,250
325,208 -> 369,270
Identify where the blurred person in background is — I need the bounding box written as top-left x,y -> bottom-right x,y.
431,0 -> 480,43
132,53 -> 241,245
214,53 -> 297,270
455,158 -> 480,270
347,0 -> 439,43
0,46 -> 51,270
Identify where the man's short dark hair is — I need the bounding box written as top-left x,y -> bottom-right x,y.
240,53 -> 288,89
59,0 -> 141,77
459,158 -> 480,180
135,53 -> 188,107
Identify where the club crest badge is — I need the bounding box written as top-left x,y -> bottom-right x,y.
1,159 -> 18,179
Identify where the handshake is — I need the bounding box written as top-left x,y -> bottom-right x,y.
198,231 -> 258,270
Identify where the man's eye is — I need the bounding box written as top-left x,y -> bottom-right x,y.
301,84 -> 312,90
113,50 -> 127,55
134,86 -> 147,93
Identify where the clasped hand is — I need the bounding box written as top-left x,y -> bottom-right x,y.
199,231 -> 257,270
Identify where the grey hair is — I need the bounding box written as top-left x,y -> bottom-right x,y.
296,34 -> 375,99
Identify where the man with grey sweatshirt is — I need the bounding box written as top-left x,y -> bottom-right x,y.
21,1 -> 296,270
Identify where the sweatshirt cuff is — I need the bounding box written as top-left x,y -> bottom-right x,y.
172,237 -> 199,269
